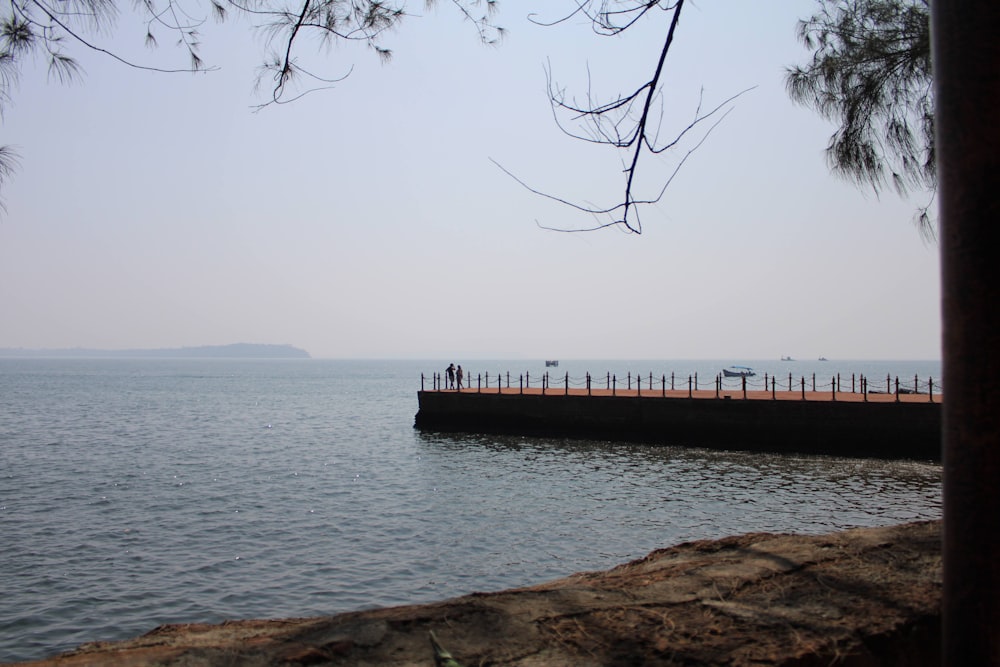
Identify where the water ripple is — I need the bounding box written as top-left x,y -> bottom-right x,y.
0,359 -> 941,663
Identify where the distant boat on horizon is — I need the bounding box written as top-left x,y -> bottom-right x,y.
545,360 -> 559,367
819,357 -> 828,361
781,356 -> 794,361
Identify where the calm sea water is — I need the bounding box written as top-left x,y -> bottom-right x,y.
0,359 -> 942,663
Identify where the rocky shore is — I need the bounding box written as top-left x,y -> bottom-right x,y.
17,520 -> 941,667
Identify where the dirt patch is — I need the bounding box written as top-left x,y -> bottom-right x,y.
16,521 -> 941,667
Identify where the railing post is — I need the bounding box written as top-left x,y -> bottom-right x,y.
771,376 -> 776,400
421,373 -> 425,392
863,376 -> 868,402
612,374 -> 617,396
520,374 -> 523,395
887,373 -> 892,393
526,371 -> 530,390
694,372 -> 698,391
688,375 -> 693,398
715,374 -> 720,399
915,373 -> 919,394
587,372 -> 591,396
671,372 -> 675,390
811,373 -> 816,392
895,376 -> 900,402
627,372 -> 632,391
565,372 -> 569,395
929,377 -> 934,402
607,372 -> 610,390
662,374 -> 666,397
852,373 -> 856,393
801,377 -> 806,401
507,371 -> 510,388
837,373 -> 841,393
742,374 -> 747,400
788,372 -> 793,391
832,376 -> 836,402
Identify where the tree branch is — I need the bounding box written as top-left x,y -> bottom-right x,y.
500,0 -> 750,234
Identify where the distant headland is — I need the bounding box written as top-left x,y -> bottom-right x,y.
0,343 -> 311,359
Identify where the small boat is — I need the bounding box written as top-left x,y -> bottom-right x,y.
818,357 -> 828,361
781,356 -> 794,361
722,365 -> 756,377
545,360 -> 559,367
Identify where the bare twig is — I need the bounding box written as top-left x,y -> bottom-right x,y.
499,0 -> 754,233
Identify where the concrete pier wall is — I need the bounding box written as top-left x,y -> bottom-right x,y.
415,392 -> 942,461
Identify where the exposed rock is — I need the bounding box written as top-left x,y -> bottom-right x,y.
18,521 -> 941,667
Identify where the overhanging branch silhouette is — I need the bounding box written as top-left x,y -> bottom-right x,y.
501,0 -> 753,234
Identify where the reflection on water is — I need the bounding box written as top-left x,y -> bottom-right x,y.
416,432 -> 940,558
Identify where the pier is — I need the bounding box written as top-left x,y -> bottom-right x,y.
415,371 -> 942,461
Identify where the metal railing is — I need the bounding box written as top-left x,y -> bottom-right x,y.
421,370 -> 941,402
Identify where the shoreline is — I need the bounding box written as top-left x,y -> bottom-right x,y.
18,520 -> 942,666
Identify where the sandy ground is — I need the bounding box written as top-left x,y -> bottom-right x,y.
17,521 -> 942,667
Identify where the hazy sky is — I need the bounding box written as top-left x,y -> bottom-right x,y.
0,1 -> 941,360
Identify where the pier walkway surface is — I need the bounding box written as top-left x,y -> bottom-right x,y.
424,386 -> 941,403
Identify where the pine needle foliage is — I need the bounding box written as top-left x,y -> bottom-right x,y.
0,0 -> 501,111
0,0 -> 502,203
0,144 -> 18,210
787,0 -> 934,235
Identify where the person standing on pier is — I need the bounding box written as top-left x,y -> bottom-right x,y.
446,363 -> 456,389
456,365 -> 464,390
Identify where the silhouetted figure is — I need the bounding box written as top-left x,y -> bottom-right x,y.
456,365 -> 464,390
446,363 -> 455,389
